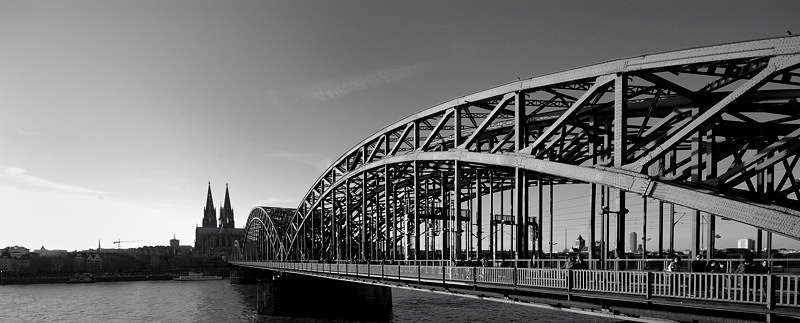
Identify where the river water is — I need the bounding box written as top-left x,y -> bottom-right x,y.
0,280 -> 619,322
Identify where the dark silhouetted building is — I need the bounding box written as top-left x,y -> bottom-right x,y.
195,182 -> 244,258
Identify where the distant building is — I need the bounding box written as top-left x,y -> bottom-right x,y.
73,254 -> 86,272
32,246 -> 68,257
5,246 -> 29,259
195,182 -> 244,258
86,254 -> 103,272
629,232 -> 637,253
738,238 -> 755,251
170,236 -> 180,248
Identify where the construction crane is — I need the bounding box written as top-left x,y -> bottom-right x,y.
113,240 -> 142,248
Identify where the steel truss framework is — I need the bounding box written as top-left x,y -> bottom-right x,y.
238,36 -> 800,263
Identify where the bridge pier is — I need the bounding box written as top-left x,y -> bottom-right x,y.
229,267 -> 264,284
257,272 -> 392,321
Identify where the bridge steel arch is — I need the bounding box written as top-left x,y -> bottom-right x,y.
240,36 -> 800,264
238,206 -> 295,261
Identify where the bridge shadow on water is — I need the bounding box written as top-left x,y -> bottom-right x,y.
232,282 -> 627,322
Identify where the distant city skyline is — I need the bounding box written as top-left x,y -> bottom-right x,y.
2,1 -> 800,251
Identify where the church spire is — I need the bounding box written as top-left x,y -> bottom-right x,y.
221,183 -> 235,228
224,183 -> 231,209
203,181 -> 217,228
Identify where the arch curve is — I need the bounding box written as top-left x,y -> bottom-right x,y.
245,36 -> 800,261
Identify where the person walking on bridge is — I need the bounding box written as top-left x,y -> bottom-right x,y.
665,256 -> 682,296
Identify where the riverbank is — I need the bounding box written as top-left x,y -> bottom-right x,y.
1,274 -> 176,285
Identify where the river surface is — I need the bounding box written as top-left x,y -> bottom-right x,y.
0,280 -> 620,322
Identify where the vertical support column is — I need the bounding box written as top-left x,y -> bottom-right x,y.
590,184 -> 597,262
705,126 -> 717,258
589,116 -> 598,263
453,105 -> 462,262
311,206 -> 316,261
454,160 -> 462,261
490,172 -> 495,262
331,172 -> 337,259
658,201 -> 664,258
384,165 -> 391,261
425,179 -> 430,260
321,199 -> 326,260
614,73 -> 627,262
413,121 -> 421,261
690,107 -> 703,258
514,90 -> 527,262
346,180 -> 352,261
523,173 -> 530,262
391,182 -> 397,261
510,179 -> 515,261
361,171 -> 368,260
403,186 -> 409,261
766,154 -> 774,261
669,150 -> 676,255
537,173 -> 543,260
658,155 -> 665,259
500,182 -> 505,260
441,172 -> 449,262
373,178 -> 379,260
413,161 -> 421,261
549,179 -> 554,259
604,119 -> 613,264
515,168 -> 526,261
616,191 -> 626,259
467,173 -> 473,259
757,168 -> 764,258
383,167 -> 394,259
476,170 -> 483,259
333,193 -> 340,261
599,186 -> 606,268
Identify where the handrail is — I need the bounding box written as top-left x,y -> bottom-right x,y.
236,261 -> 800,310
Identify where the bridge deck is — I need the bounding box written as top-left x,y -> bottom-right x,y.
232,261 -> 800,321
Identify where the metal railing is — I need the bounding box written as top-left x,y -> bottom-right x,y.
241,261 -> 800,310
572,270 -> 648,295
517,268 -> 567,289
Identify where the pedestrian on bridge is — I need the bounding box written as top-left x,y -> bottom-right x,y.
666,256 -> 681,272
691,255 -> 706,272
665,256 -> 683,296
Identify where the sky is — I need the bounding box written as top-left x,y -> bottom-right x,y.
1,0 -> 799,252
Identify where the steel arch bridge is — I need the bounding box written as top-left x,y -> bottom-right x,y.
236,36 -> 800,264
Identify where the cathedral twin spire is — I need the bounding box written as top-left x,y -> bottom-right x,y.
203,182 -> 235,229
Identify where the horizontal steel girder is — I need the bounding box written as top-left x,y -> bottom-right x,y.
327,151 -> 800,240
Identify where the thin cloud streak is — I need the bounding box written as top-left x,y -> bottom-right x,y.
15,128 -> 48,137
305,63 -> 436,101
2,166 -> 105,195
264,151 -> 333,172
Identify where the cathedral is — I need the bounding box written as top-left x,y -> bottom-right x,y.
194,182 -> 244,258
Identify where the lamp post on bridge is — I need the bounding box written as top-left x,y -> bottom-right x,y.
670,212 -> 687,256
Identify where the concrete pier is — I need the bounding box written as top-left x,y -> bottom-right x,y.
257,272 -> 392,321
